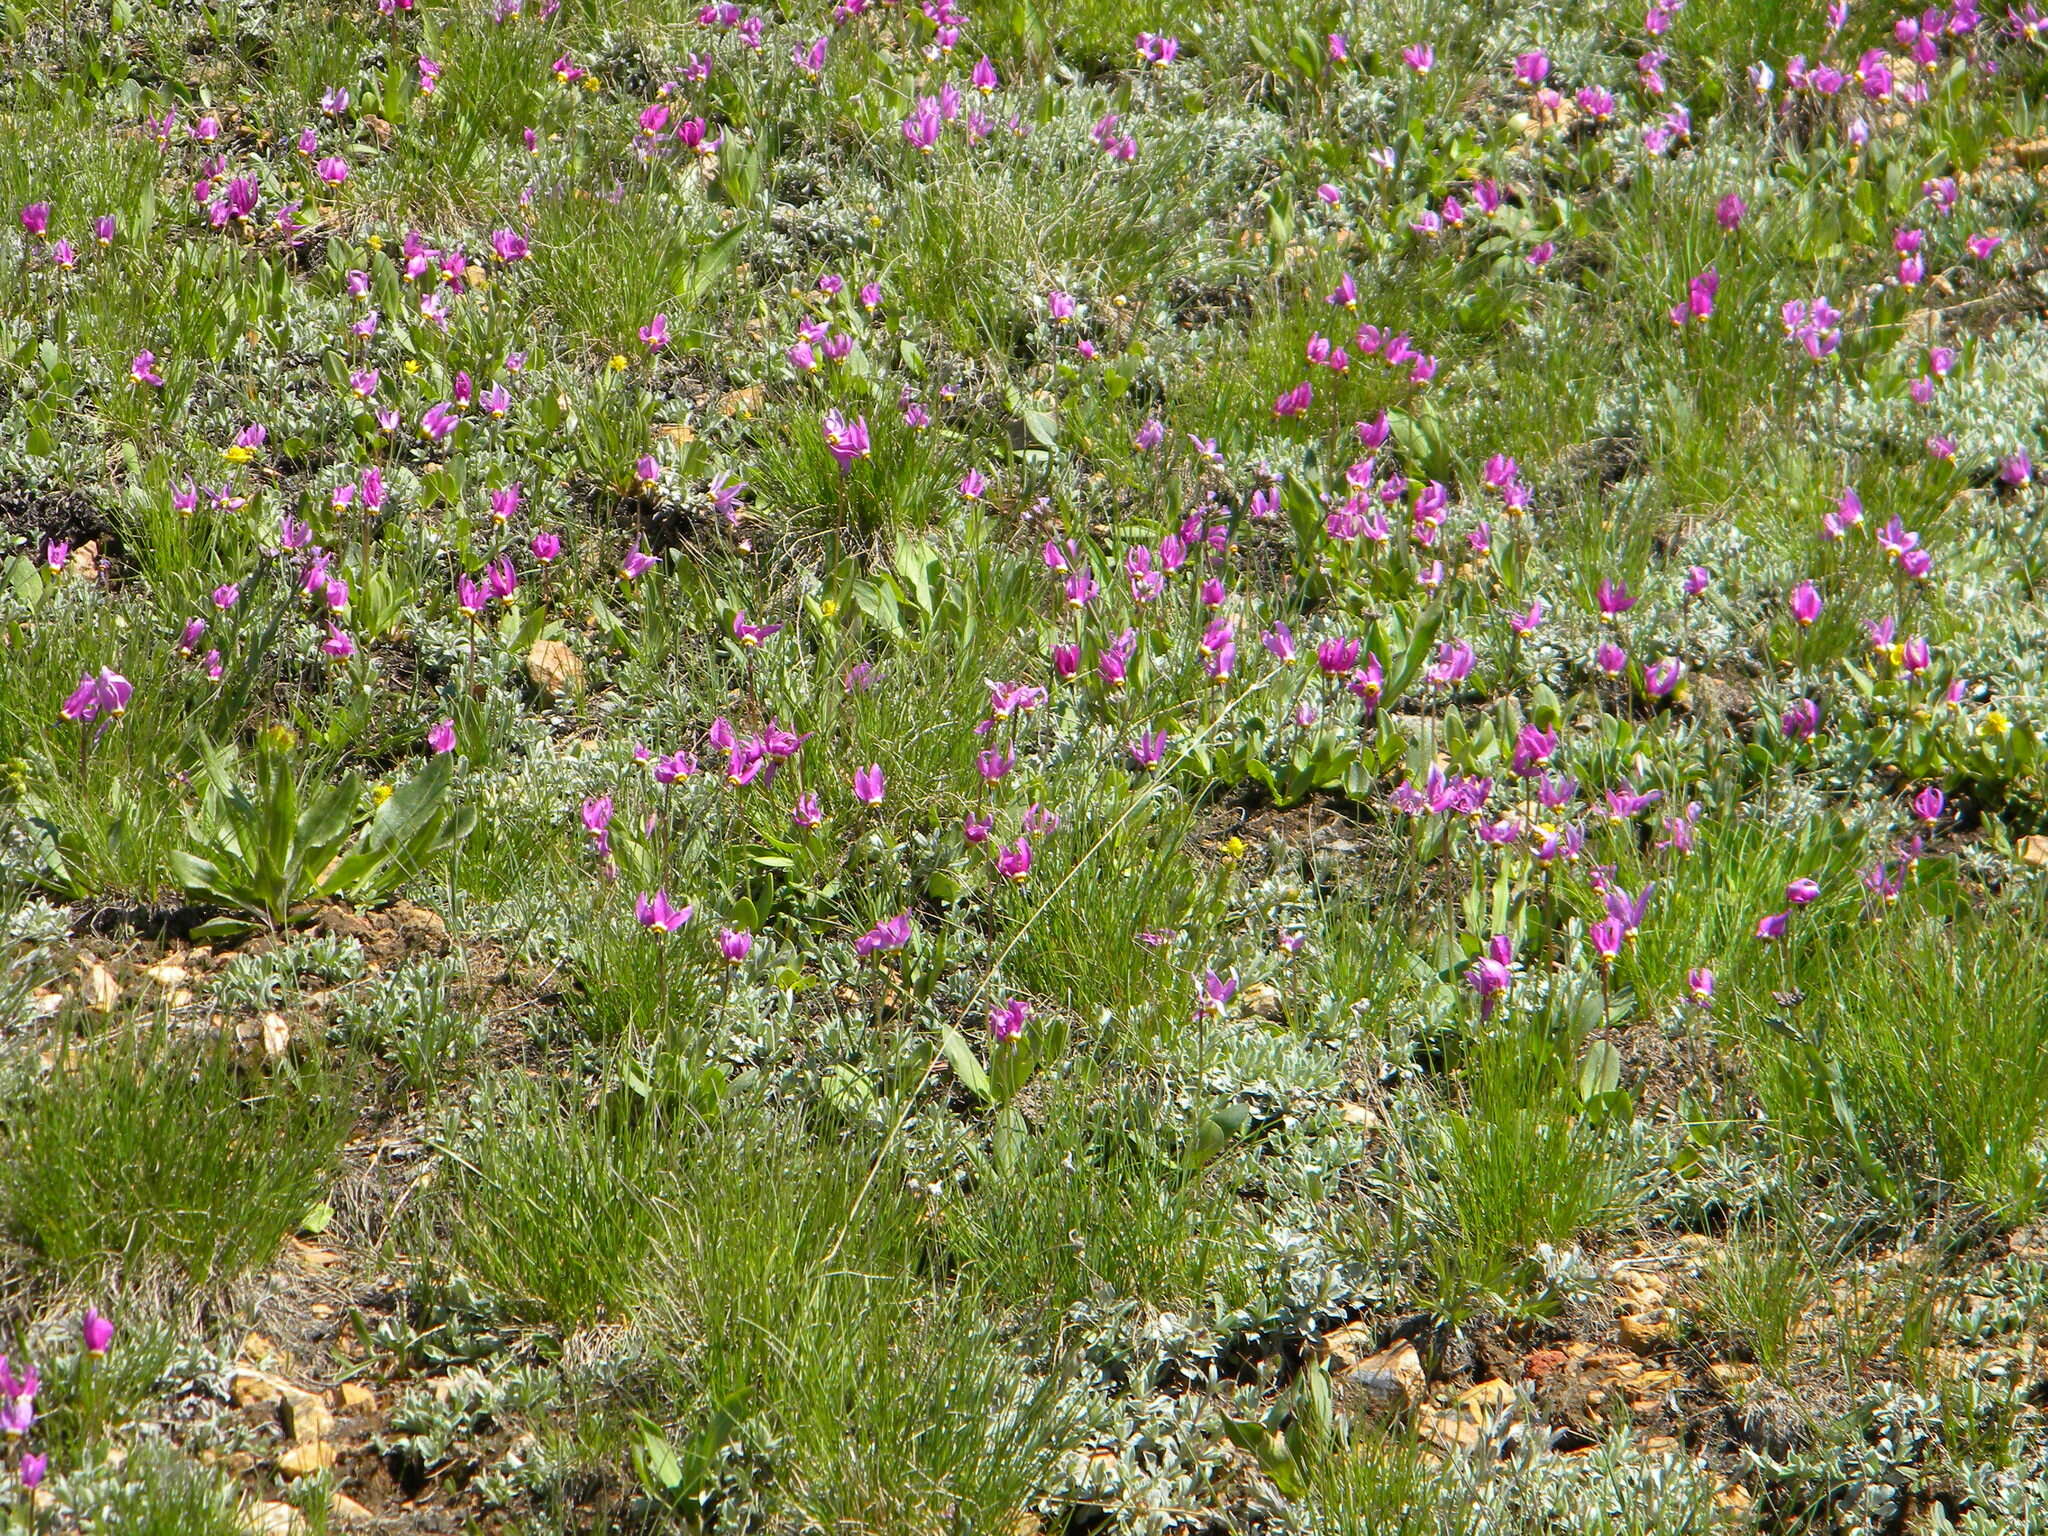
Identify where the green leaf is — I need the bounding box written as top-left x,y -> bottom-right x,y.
939,1026 -> 993,1103
1577,1039 -> 1622,1103
993,1104 -> 1029,1174
633,1428 -> 685,1493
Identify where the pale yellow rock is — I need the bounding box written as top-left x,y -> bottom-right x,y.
244,1501 -> 304,1535
1422,1410 -> 1481,1452
526,638 -> 583,698
230,1369 -> 290,1407
80,962 -> 120,1013
281,1393 -> 335,1443
1617,1310 -> 1677,1352
329,1493 -> 376,1526
335,1382 -> 378,1413
1456,1378 -> 1515,1419
276,1440 -> 337,1479
1331,1339 -> 1425,1417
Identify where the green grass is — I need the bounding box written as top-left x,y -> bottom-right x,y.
0,1024 -> 351,1285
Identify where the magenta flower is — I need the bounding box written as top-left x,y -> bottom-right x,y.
316,155 -> 349,185
1425,639 -> 1474,687
854,912 -> 911,958
988,996 -> 1030,1042
1195,969 -> 1238,1018
128,350 -> 165,386
821,409 -> 871,467
1785,877 -> 1820,906
1510,725 -> 1557,777
532,531 -> 561,562
428,718 -> 456,754
1401,42 -> 1434,71
1756,911 -> 1789,941
1595,577 -> 1637,616
18,1453 -> 44,1490
61,667 -> 132,723
622,545 -> 658,581
732,610 -> 782,647
419,402 -> 458,442
1789,580 -> 1823,626
1782,697 -> 1821,740
81,1306 -> 115,1356
322,624 -> 355,658
1315,637 -> 1360,675
635,889 -> 693,933
1590,917 -> 1625,966
1912,785 -> 1945,823
792,791 -> 824,828
1128,731 -> 1168,769
976,747 -> 1014,782
1644,657 -> 1684,697
959,468 -> 988,499
995,836 -> 1033,882
1670,266 -> 1718,325
718,927 -> 754,963
639,313 -> 670,350
44,540 -> 68,572
1594,641 -> 1629,677
19,202 -> 48,238
902,97 -> 942,151
852,763 -> 885,805
485,556 -> 518,604
1466,935 -> 1514,1019
490,228 -> 529,262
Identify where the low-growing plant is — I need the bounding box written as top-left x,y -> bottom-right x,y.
171,738 -> 475,932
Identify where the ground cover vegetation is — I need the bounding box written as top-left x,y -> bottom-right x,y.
5,0 -> 2048,1530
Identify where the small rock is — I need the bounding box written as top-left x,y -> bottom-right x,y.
281,1394 -> 335,1443
2020,835 -> 2048,869
80,963 -> 120,1013
329,1494 -> 375,1526
245,1501 -> 304,1536
230,1369 -> 290,1407
1522,1348 -> 1570,1380
1421,1410 -> 1481,1453
1332,1340 -> 1425,1419
276,1441 -> 337,1479
1617,1310 -> 1676,1353
526,638 -> 583,698
1456,1378 -> 1516,1419
335,1382 -> 378,1413
1239,982 -> 1283,1020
